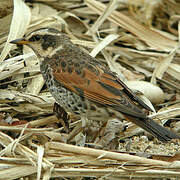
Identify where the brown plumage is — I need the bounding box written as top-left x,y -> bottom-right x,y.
11,27 -> 180,142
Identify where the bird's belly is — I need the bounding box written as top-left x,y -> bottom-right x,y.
49,83 -> 87,114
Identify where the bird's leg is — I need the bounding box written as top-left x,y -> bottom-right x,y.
53,102 -> 69,133
67,116 -> 87,144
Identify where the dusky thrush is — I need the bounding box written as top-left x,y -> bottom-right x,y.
11,27 -> 180,142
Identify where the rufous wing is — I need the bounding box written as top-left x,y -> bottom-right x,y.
52,62 -> 147,118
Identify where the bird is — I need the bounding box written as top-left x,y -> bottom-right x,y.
11,27 -> 180,142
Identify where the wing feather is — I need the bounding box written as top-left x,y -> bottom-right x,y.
52,61 -> 147,118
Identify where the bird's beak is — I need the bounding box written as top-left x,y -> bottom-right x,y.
10,38 -> 30,45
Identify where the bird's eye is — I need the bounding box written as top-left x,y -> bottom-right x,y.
29,35 -> 41,42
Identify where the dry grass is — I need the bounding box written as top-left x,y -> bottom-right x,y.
0,0 -> 180,179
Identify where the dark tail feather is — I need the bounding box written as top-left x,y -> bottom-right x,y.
126,116 -> 180,142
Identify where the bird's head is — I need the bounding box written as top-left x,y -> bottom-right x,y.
10,27 -> 71,58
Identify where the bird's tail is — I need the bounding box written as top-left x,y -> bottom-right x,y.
125,115 -> 180,142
